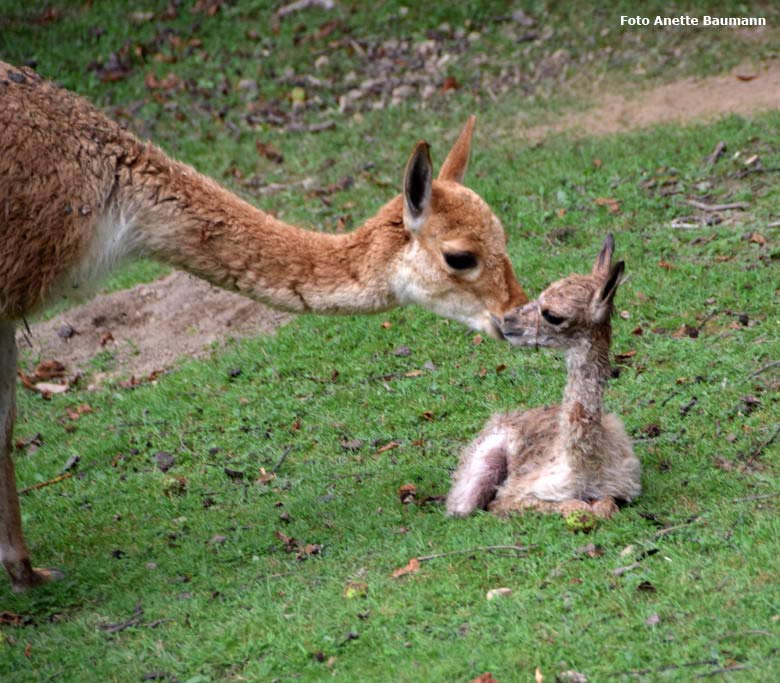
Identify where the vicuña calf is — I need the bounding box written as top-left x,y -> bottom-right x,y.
446,235 -> 641,519
0,61 -> 527,590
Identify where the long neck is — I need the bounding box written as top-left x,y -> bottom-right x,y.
119,144 -> 410,314
558,327 -> 612,469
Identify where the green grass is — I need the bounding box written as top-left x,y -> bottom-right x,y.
2,2 -> 780,682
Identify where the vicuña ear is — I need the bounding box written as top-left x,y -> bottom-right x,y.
437,115 -> 475,184
592,260 -> 625,323
592,233 -> 615,277
403,140 -> 433,232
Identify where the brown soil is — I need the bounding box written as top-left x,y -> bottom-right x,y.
18,61 -> 780,381
17,272 -> 291,381
523,61 -> 780,141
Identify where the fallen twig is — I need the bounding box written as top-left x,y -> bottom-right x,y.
146,618 -> 175,629
653,515 -> 703,539
272,445 -> 293,473
613,658 -> 718,678
696,664 -> 749,678
19,472 -> 72,495
417,544 -> 536,562
99,604 -> 143,633
670,217 -> 702,229
685,199 -> 749,212
705,141 -> 727,166
284,120 -> 336,134
275,0 -> 335,18
749,359 -> 780,378
729,492 -> 780,504
746,424 -> 780,463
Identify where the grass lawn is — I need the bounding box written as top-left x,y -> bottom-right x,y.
1,2 -> 780,681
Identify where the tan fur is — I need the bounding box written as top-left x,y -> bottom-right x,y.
0,61 -> 527,590
446,235 -> 641,519
0,62 -> 525,329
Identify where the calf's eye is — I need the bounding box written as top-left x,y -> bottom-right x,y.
541,310 -> 566,325
443,251 -> 478,270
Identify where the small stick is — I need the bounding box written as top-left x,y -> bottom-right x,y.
19,472 -> 72,495
696,308 -> 720,332
729,492 -> 780,504
749,359 -> 780,378
614,659 -> 718,678
685,199 -> 749,212
417,544 -> 535,562
747,424 -> 780,462
696,664 -> 749,678
653,515 -> 703,538
705,141 -> 727,166
272,445 -> 293,473
670,219 -> 701,229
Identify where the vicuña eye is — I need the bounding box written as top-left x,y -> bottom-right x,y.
542,310 -> 566,325
443,251 -> 478,270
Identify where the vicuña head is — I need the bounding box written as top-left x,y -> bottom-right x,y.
499,234 -> 624,349
378,116 -> 527,338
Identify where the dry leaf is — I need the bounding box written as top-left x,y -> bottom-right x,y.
33,360 -> 66,380
34,382 -> 68,396
256,140 -> 284,164
486,587 -> 513,600
66,404 -> 93,421
469,675 -> 498,683
672,324 -> 699,339
145,72 -> 180,90
391,557 -> 420,579
257,467 -> 276,484
376,440 -> 400,454
398,483 -> 416,504
749,232 -> 767,245
441,76 -> 459,92
595,197 -> 621,214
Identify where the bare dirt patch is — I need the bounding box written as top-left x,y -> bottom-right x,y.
523,61 -> 780,141
17,272 -> 292,381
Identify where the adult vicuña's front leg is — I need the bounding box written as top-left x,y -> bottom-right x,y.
0,322 -> 63,591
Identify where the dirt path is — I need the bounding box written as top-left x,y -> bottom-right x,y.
523,61 -> 780,141
19,61 -> 780,381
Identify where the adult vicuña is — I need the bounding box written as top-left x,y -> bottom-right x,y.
446,235 -> 641,519
0,61 -> 527,591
